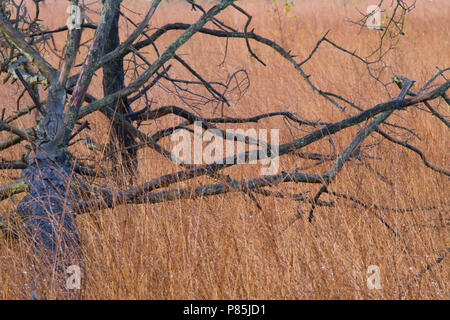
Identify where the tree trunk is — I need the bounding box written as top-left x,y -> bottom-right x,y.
16,84 -> 82,295
102,0 -> 138,185
18,155 -> 81,269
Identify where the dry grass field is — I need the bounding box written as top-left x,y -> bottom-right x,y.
0,0 -> 448,299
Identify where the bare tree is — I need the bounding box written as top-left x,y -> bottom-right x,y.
0,0 -> 448,296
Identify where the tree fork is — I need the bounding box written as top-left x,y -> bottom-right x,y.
0,0 -> 123,292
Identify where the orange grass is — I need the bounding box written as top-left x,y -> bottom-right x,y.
0,0 -> 448,299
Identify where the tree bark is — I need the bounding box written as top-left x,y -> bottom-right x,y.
18,155 -> 81,271
102,0 -> 138,185
16,83 -> 82,291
